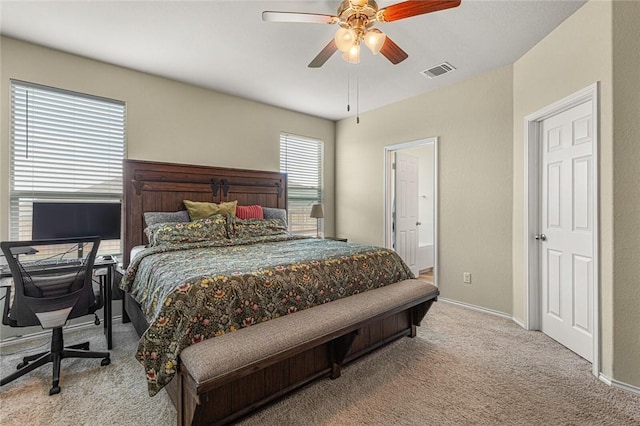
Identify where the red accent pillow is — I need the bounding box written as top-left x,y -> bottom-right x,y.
235,205 -> 264,220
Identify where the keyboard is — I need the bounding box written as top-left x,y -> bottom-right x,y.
1,258 -> 84,275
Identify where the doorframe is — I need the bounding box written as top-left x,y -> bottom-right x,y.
384,137 -> 438,286
523,83 -> 599,376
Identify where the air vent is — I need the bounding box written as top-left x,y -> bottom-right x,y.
421,62 -> 456,79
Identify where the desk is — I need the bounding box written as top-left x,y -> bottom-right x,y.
0,258 -> 116,349
93,259 -> 116,349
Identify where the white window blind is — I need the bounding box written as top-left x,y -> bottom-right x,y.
279,133 -> 323,236
9,80 -> 126,253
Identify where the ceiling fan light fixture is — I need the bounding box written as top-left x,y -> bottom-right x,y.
364,28 -> 386,55
342,43 -> 360,64
335,27 -> 357,52
265,0 -> 461,68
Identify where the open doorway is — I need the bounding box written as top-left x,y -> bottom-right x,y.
384,137 -> 438,285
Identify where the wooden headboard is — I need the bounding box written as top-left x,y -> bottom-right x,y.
123,159 -> 287,266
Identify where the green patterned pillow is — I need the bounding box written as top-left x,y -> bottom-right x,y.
183,200 -> 237,221
228,216 -> 288,239
147,215 -> 228,246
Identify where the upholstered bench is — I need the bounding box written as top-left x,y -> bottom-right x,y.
171,279 -> 438,425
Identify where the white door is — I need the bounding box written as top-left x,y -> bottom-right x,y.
540,100 -> 594,361
395,152 -> 419,276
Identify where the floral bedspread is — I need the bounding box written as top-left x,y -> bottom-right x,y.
120,235 -> 413,396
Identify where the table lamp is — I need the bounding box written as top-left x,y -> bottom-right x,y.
310,203 -> 324,238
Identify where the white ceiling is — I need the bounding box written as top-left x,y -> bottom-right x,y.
0,1 -> 585,121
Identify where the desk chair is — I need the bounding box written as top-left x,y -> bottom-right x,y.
0,237 -> 110,395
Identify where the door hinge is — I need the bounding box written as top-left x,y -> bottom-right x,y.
392,162 -> 396,170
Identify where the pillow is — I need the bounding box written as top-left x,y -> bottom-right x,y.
262,207 -> 288,228
183,200 -> 237,221
146,215 -> 228,246
228,217 -> 288,239
236,205 -> 264,220
143,210 -> 190,227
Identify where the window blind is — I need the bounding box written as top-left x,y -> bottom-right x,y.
279,133 -> 323,236
9,80 -> 126,252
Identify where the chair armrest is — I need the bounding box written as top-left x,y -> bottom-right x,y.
1,284 -> 16,327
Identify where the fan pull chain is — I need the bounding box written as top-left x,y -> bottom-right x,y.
356,70 -> 360,124
347,70 -> 350,112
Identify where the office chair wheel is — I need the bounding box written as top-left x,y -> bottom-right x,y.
101,356 -> 110,366
49,386 -> 61,395
17,361 -> 28,369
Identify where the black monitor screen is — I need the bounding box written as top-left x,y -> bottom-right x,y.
32,202 -> 121,240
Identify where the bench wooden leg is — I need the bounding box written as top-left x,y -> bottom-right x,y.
330,330 -> 360,379
410,299 -> 436,338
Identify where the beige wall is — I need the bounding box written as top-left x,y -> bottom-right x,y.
0,36 -> 335,339
0,37 -> 336,242
611,0 -> 640,387
336,66 -> 514,315
513,0 -> 640,388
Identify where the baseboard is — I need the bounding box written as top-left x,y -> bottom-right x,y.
439,298 -> 512,320
598,374 -> 612,386
0,315 -> 123,348
599,374 -> 640,396
511,316 -> 527,329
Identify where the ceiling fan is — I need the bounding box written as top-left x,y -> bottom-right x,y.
262,0 -> 461,68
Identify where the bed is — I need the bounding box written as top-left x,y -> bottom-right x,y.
121,159 -> 438,425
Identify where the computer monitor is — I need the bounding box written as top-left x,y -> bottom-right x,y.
32,202 -> 121,240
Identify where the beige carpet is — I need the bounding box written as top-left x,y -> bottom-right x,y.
1,301 -> 638,425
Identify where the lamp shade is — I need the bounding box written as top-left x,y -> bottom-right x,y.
310,203 -> 324,219
341,43 -> 360,64
364,29 -> 386,55
335,28 -> 357,52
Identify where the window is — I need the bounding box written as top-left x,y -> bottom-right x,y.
279,133 -> 323,236
9,80 -> 126,254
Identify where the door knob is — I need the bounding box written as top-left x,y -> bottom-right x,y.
535,234 -> 547,241
416,222 -> 422,226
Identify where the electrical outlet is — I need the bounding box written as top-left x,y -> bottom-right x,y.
463,272 -> 472,284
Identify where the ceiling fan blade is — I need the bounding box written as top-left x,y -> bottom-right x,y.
380,36 -> 409,65
378,0 -> 461,22
262,11 -> 339,24
308,40 -> 338,68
